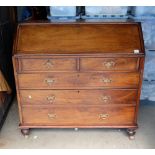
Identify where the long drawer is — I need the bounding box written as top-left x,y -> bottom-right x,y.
80,57 -> 139,71
20,89 -> 137,105
18,72 -> 140,89
22,106 -> 136,125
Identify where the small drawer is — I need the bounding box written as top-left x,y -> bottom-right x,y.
20,89 -> 137,105
18,58 -> 77,72
22,106 -> 136,126
18,72 -> 140,89
80,58 -> 139,71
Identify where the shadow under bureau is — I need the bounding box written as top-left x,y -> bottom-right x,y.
12,21 -> 145,139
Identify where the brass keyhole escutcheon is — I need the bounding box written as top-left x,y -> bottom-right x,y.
28,95 -> 32,99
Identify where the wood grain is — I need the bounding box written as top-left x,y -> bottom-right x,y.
22,106 -> 136,125
19,58 -> 77,72
80,57 -> 139,71
17,72 -> 140,89
15,23 -> 143,54
12,21 -> 145,136
20,89 -> 137,105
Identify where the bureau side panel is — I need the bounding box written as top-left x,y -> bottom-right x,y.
12,57 -> 23,124
134,57 -> 145,124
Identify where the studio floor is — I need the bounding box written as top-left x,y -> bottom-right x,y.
0,98 -> 155,149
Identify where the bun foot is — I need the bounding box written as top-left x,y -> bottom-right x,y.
21,129 -> 30,136
127,129 -> 136,140
129,135 -> 135,140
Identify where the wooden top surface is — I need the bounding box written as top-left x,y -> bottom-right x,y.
14,22 -> 145,55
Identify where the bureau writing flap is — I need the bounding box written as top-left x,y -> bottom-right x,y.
14,22 -> 144,55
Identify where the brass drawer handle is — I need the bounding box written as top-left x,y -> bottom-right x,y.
44,78 -> 55,86
46,95 -> 55,103
101,77 -> 112,83
99,113 -> 109,120
101,95 -> 111,103
44,60 -> 54,69
103,61 -> 115,68
48,113 -> 56,119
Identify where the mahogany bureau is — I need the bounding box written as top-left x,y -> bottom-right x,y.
12,21 -> 145,139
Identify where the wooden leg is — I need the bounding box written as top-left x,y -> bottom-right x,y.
21,128 -> 30,136
127,128 -> 136,140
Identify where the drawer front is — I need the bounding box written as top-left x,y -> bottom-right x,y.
18,72 -> 139,89
18,58 -> 76,72
20,89 -> 137,105
80,58 -> 139,71
22,106 -> 135,125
